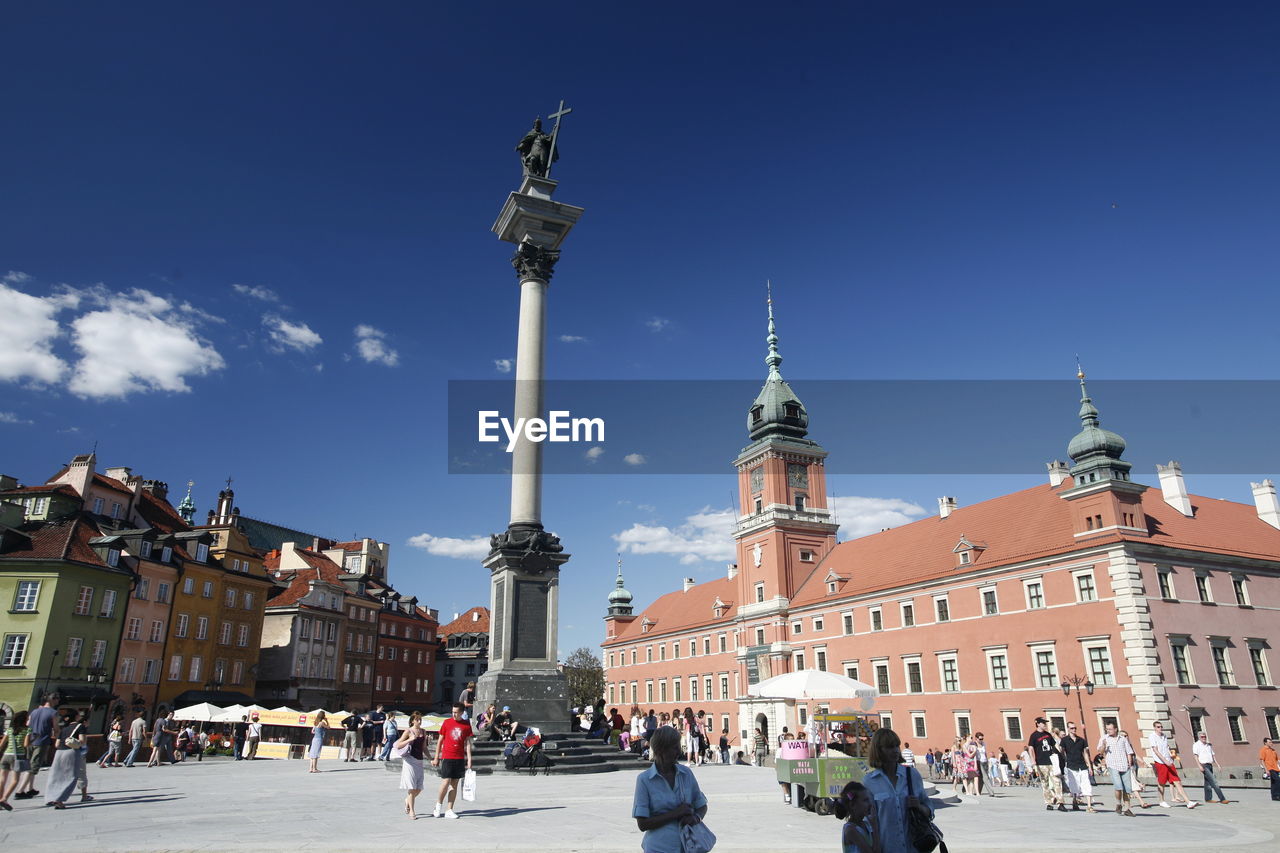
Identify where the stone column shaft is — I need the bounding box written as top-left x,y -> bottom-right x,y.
509,274 -> 548,526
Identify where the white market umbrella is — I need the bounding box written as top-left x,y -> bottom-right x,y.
747,669 -> 879,704
270,706 -> 300,713
173,702 -> 224,721
209,704 -> 247,723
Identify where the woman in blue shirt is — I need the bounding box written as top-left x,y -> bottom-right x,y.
861,728 -> 933,853
632,726 -> 708,852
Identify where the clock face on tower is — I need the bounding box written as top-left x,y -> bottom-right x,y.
787,463 -> 809,490
750,467 -> 764,493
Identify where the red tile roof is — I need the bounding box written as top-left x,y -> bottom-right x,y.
135,489 -> 189,534
331,541 -> 364,551
92,473 -> 134,496
438,607 -> 490,636
264,547 -> 347,608
0,484 -> 81,500
0,513 -> 112,567
613,482 -> 1280,640
608,578 -> 735,643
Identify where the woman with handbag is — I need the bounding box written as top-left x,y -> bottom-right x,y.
632,726 -> 711,853
861,728 -> 938,853
44,709 -> 91,809
394,712 -> 427,819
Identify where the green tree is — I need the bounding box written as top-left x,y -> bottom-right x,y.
563,646 -> 604,710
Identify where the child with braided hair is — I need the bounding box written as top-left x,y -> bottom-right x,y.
832,781 -> 880,853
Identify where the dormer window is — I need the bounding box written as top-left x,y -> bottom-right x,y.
827,581 -> 837,594
784,403 -> 801,419
952,535 -> 985,567
195,543 -> 209,563
161,546 -> 172,563
958,551 -> 971,565
139,541 -> 153,559
750,405 -> 763,425
106,548 -> 120,567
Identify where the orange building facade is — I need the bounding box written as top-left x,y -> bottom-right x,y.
603,315 -> 1280,769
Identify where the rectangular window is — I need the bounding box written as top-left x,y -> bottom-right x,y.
718,635 -> 726,653
690,678 -> 698,702
156,582 -> 169,603
844,664 -> 860,682
934,597 -> 949,622
196,616 -> 208,640
1158,571 -> 1174,599
1075,572 -> 1097,602
232,558 -> 241,572
231,660 -> 244,685
646,681 -> 654,703
13,580 -> 41,612
189,656 -> 202,681
105,548 -> 120,567
111,501 -> 122,519
1005,714 -> 1023,741
99,589 -> 117,618
842,613 -> 853,635
875,663 -> 890,695
65,636 -> 84,667
913,715 -> 927,738
1213,645 -> 1235,685
1,634 -> 29,667
816,649 -> 827,671
219,622 -> 232,645
988,654 -> 1009,690
956,715 -> 971,738
981,587 -> 999,615
126,617 -> 142,641
755,627 -> 766,645
243,591 -> 253,610
1227,712 -> 1245,742
1196,575 -> 1212,603
906,660 -> 923,693
134,578 -> 150,600
703,637 -> 711,655
149,620 -> 163,643
794,651 -> 805,671
140,540 -> 153,559
941,657 -> 960,692
1171,642 -> 1194,684
195,542 -> 209,562
1025,581 -> 1044,610
646,646 -> 653,662
143,659 -> 160,684
299,618 -> 311,640
90,639 -> 107,668
92,497 -> 104,514
183,577 -> 194,594
74,586 -> 93,615
225,588 -> 236,607
202,581 -> 213,598
870,608 -> 883,631
792,621 -> 802,636
169,655 -> 183,679
720,675 -> 729,699
901,604 -> 914,627
1267,712 -> 1280,741
659,644 -> 666,661
689,639 -> 697,657
1249,647 -> 1270,687
1087,645 -> 1114,686
813,616 -> 824,632
1233,577 -> 1249,606
659,680 -> 667,703
754,583 -> 765,603
1035,649 -> 1058,688
119,657 -> 136,683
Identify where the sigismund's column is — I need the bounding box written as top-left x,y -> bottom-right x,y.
476,109 -> 583,734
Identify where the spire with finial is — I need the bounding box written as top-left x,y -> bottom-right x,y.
177,480 -> 196,524
607,553 -> 634,616
1066,361 -> 1130,485
765,280 -> 783,379
746,282 -> 809,441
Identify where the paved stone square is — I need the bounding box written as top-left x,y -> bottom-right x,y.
0,757 -> 1275,852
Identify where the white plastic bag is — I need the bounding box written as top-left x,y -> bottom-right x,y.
461,768 -> 477,802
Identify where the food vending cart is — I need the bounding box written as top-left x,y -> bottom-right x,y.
774,712 -> 880,814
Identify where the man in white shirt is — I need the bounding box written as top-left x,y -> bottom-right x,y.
900,742 -> 916,767
1097,721 -> 1137,816
1191,731 -> 1228,803
1147,722 -> 1196,808
246,715 -> 262,760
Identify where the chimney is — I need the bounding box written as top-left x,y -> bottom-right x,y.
683,577 -> 695,592
938,497 -> 957,519
1047,460 -> 1070,487
0,500 -> 23,528
0,474 -> 18,491
1251,480 -> 1280,529
1156,461 -> 1193,516
726,563 -> 738,580
64,453 -> 96,497
472,610 -> 480,622
104,466 -> 132,483
142,480 -> 169,500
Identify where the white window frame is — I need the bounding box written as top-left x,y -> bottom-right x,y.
1003,712 -> 1024,741
754,582 -> 765,603
1232,575 -> 1251,606
938,653 -> 960,692
903,656 -> 924,694
980,585 -> 999,616
13,580 -> 41,612
985,648 -> 1011,691
1083,641 -> 1115,686
149,620 -> 163,643
1073,569 -> 1098,603
873,659 -> 891,695
182,577 -> 194,594
74,585 -> 93,615
90,639 -> 107,669
1023,578 -> 1045,610
934,595 -> 950,623
189,656 -> 202,682
899,601 -> 915,627
195,616 -> 208,640
843,661 -> 860,682
1170,637 -> 1195,685
812,616 -> 824,632
1157,568 -> 1175,599
1,633 -> 29,667
869,606 -> 883,632
912,713 -> 927,739
954,712 -> 971,738
841,612 -> 854,635
169,654 -> 182,680
1211,641 -> 1235,686
1247,642 -> 1272,687
1031,643 -> 1059,688
1195,572 -> 1214,604
119,656 -> 136,683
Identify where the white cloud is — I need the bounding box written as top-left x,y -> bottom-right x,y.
406,533 -> 491,560
231,283 -> 279,302
0,411 -> 33,425
262,314 -> 322,353
4,271 -> 32,284
558,334 -> 588,343
67,288 -> 226,399
645,317 -> 670,332
494,358 -> 513,374
0,281 -> 74,385
614,507 -> 736,564
353,324 -> 399,367
585,446 -> 605,462
623,453 -> 647,466
830,496 -> 927,538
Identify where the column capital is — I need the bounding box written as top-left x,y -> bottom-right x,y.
511,241 -> 560,283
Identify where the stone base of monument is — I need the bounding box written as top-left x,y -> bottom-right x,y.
474,668 -> 567,738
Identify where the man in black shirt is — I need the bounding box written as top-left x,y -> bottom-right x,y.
341,712 -> 363,762
232,715 -> 250,761
1028,717 -> 1065,811
1059,721 -> 1095,812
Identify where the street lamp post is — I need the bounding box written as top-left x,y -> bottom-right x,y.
1061,675 -> 1095,740
41,648 -> 61,696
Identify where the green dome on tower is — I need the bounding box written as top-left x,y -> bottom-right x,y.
607,558 -> 633,617
747,284 -> 809,441
1065,368 -> 1132,486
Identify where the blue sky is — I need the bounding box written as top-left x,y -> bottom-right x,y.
3,2 -> 1279,658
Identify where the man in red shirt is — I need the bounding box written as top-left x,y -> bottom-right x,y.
431,702 -> 474,818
